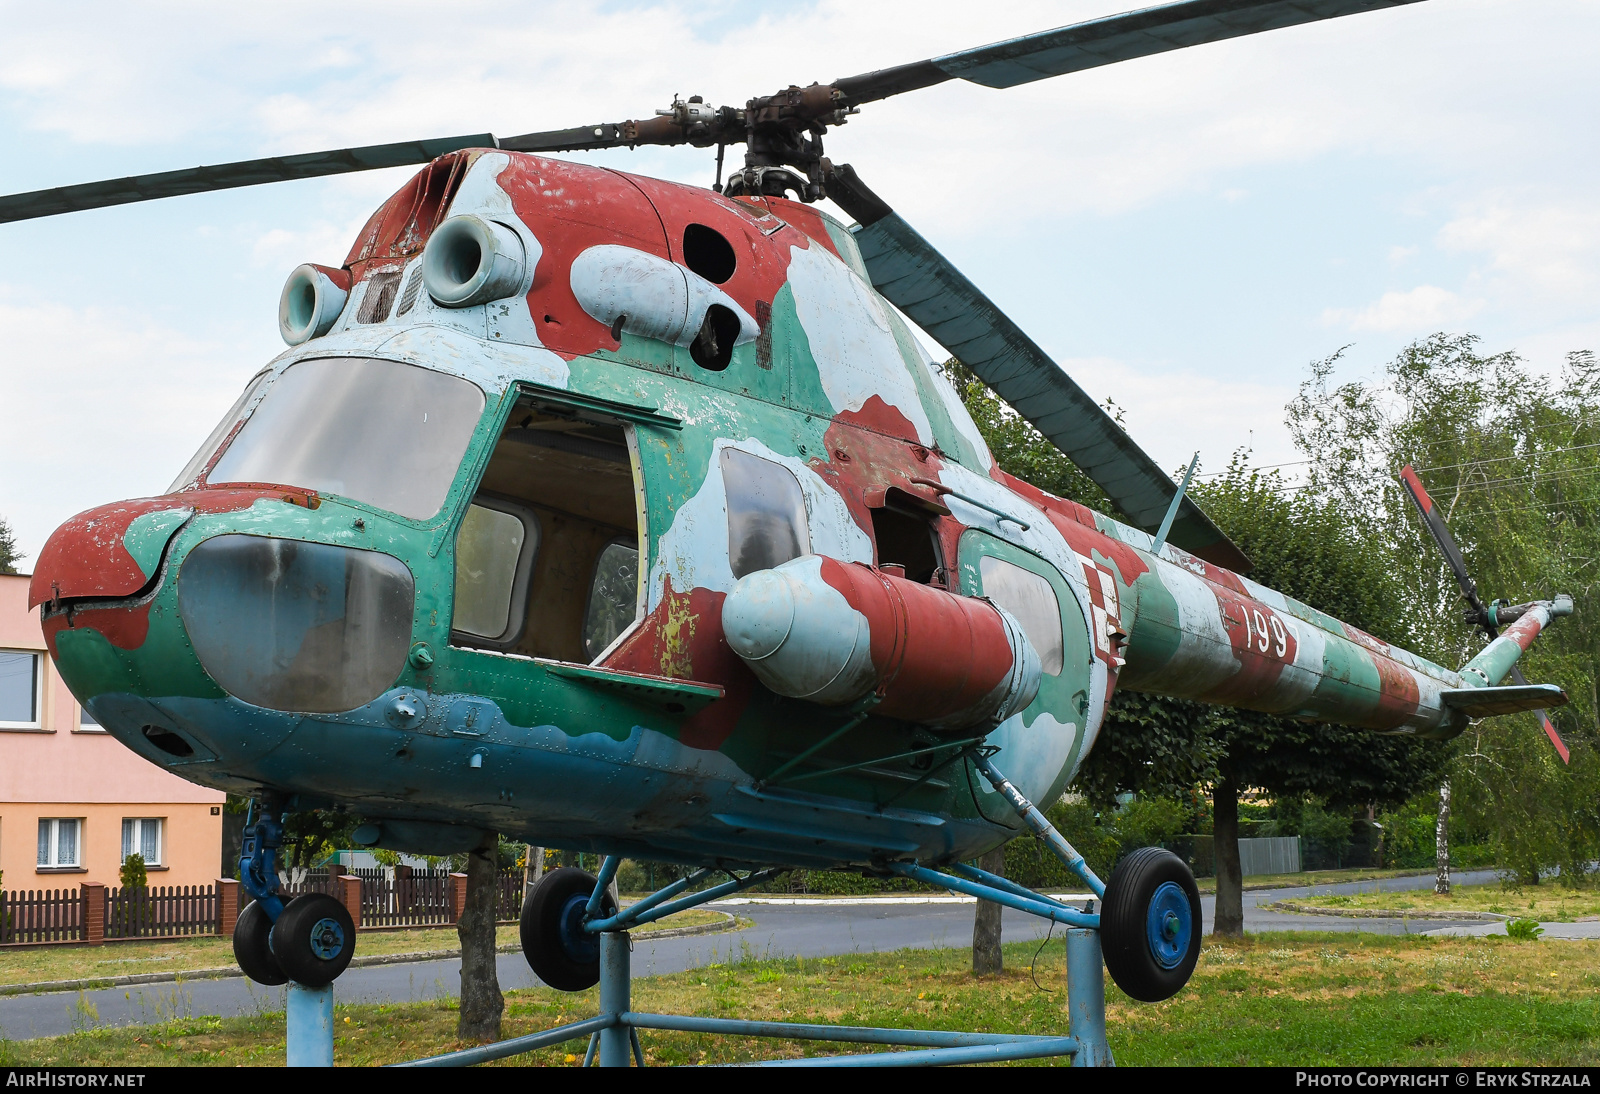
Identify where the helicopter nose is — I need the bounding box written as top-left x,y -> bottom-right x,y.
29,498 -> 195,612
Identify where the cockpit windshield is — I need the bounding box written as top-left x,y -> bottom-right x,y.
197,357 -> 486,520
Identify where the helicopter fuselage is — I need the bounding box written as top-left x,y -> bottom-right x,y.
30,149 -> 1474,868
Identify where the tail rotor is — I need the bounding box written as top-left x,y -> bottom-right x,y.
1399,465 -> 1570,763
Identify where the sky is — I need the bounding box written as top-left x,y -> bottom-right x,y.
1,0 -> 1596,568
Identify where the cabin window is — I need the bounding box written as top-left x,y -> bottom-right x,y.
583,540 -> 641,661
721,448 -> 809,579
870,496 -> 944,585
452,499 -> 539,645
168,371 -> 269,492
207,356 -> 486,521
452,396 -> 644,664
979,556 -> 1064,676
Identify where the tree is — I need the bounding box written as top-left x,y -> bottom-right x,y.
0,515 -> 19,575
1288,335 -> 1600,885
944,359 -> 1446,934
457,833 -> 505,1042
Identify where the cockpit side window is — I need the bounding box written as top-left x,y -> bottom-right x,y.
721,448 -> 809,579
167,371 -> 269,493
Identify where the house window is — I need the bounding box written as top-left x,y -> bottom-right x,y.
37,818 -> 82,869
80,703 -> 102,730
721,448 -> 809,579
122,818 -> 164,867
0,650 -> 41,729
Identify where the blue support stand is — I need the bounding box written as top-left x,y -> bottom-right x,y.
286,981 -> 334,1067
397,757 -> 1120,1068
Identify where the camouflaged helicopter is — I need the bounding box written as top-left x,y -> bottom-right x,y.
2,0 -> 1573,1026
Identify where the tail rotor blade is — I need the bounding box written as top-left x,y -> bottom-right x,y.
1506,665 -> 1571,764
1399,464 -> 1490,618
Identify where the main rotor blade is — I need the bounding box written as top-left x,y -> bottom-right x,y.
0,134 -> 496,224
836,0 -> 1427,103
1399,465 -> 1569,762
827,163 -> 1250,573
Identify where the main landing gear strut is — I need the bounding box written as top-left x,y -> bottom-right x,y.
234,797 -> 358,1067
396,754 -> 1201,1068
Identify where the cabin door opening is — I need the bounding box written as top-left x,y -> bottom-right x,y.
449,394 -> 645,665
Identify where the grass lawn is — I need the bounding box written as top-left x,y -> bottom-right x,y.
4,932 -> 1596,1066
1291,882 -> 1600,922
0,909 -> 731,989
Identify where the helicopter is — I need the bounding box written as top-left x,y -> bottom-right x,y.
4,0 -> 1574,1049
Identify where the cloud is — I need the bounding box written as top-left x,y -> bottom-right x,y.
1438,197 -> 1600,304
1322,285 -> 1483,333
0,290 -> 260,566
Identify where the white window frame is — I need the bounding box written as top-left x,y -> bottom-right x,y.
122,817 -> 165,867
37,818 -> 83,869
0,648 -> 43,731
78,701 -> 105,732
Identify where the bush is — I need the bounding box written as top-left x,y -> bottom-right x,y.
119,854 -> 148,891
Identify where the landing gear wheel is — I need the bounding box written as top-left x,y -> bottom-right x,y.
232,900 -> 287,986
520,867 -> 618,992
268,893 -> 356,987
1101,847 -> 1201,1002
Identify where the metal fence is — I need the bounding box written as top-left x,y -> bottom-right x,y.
105,884 -> 218,939
1237,836 -> 1301,876
0,887 -> 82,944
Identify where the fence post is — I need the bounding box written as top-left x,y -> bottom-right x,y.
82,884 -> 105,945
448,872 -> 469,924
218,878 -> 240,937
336,875 -> 363,931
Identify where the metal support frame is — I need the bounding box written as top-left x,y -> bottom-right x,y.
286,982 -> 334,1067
398,756 -> 1120,1068
397,925 -> 1109,1067
582,860 -> 785,934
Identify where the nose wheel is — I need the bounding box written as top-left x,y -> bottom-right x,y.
520,866 -> 619,992
1100,847 -> 1201,1002
270,894 -> 358,987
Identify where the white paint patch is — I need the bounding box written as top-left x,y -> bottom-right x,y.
913,336 -> 993,469
785,242 -> 933,445
648,436 -> 872,609
569,244 -> 756,347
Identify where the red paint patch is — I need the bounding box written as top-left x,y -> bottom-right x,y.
606,579 -> 757,752
29,488 -> 308,609
814,558 -> 1014,724
763,198 -> 844,261
1203,587 -> 1298,706
43,601 -> 151,655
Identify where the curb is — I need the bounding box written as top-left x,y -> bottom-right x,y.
1268,901 -> 1511,921
0,911 -> 737,998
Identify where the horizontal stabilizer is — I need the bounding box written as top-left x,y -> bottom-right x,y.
1439,684 -> 1569,719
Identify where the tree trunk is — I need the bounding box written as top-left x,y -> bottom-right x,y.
457,836 -> 504,1042
1434,779 -> 1451,895
1212,773 -> 1244,937
971,846 -> 1006,976
523,845 -> 544,903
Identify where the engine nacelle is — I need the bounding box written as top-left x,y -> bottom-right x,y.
722,555 -> 1040,730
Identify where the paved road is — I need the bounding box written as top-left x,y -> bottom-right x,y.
0,868 -> 1526,1042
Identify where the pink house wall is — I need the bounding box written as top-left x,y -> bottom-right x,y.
0,573 -> 224,890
